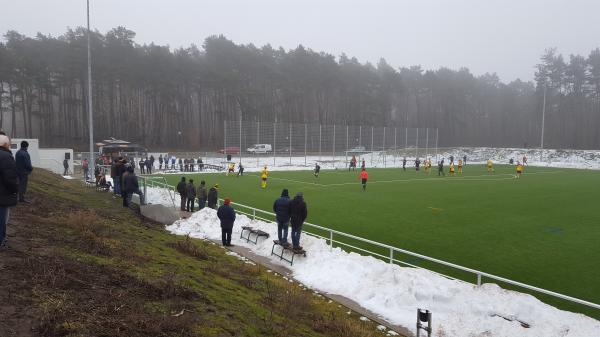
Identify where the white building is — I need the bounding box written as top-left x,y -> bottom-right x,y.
11,138 -> 74,176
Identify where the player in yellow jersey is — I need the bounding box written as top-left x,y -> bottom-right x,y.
427,158 -> 432,174
457,159 -> 463,174
449,162 -> 455,176
227,163 -> 235,176
260,166 -> 269,188
486,159 -> 494,174
515,162 -> 523,178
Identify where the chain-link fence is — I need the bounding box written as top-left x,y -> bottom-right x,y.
224,121 -> 439,169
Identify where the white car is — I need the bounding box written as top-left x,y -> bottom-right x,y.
246,144 -> 272,154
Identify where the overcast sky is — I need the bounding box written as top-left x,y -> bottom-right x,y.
2,0 -> 599,82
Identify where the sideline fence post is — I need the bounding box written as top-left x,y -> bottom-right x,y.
329,231 -> 333,251
273,122 -> 276,167
304,123 -> 307,166
425,128 -> 429,160
345,125 -> 349,168
477,274 -> 482,286
394,127 -> 397,166
252,208 -> 256,220
416,128 -> 419,160
383,126 -> 386,167
332,124 -> 336,165
289,123 -> 292,165
389,248 -> 393,264
370,126 -> 374,166
319,124 -> 322,162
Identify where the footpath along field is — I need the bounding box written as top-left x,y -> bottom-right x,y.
159,164 -> 600,318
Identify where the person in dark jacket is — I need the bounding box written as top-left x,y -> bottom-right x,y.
198,158 -> 204,171
139,158 -> 145,175
176,177 -> 187,211
178,158 -> 183,171
402,157 -> 407,171
114,157 -> 126,196
149,155 -> 155,173
217,198 -> 236,246
15,141 -> 33,203
122,166 -> 144,207
237,163 -> 244,176
145,157 -> 152,174
186,179 -> 196,212
289,192 -> 307,251
158,154 -> 163,170
273,188 -> 291,246
0,135 -> 18,247
63,158 -> 69,176
207,184 -> 219,209
196,180 -> 207,210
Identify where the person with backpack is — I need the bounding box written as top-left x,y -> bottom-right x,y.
186,179 -> 196,212
176,177 -> 187,211
273,189 -> 291,246
289,192 -> 308,252
217,198 -> 236,247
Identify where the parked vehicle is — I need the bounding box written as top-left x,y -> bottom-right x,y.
347,146 -> 366,152
218,147 -> 240,154
246,144 -> 272,154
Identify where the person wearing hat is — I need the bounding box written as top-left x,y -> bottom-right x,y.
207,183 -> 219,209
289,192 -> 308,252
217,198 -> 236,246
176,177 -> 187,211
196,180 -> 207,210
15,140 -> 33,203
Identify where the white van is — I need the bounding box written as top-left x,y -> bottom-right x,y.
246,144 -> 272,154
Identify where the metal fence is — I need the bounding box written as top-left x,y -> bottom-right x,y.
224,121 -> 439,169
217,198 -> 600,313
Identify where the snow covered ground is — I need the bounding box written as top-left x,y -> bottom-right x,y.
144,147 -> 600,174
166,209 -> 600,337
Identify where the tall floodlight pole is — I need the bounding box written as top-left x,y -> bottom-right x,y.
86,0 -> 94,175
540,83 -> 547,161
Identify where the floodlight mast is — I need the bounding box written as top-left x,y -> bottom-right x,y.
87,0 -> 95,174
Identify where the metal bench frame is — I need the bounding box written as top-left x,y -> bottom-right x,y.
270,240 -> 306,266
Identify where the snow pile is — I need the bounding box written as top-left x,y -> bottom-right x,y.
145,186 -> 179,206
166,209 -> 599,337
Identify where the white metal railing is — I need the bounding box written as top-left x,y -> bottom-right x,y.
139,176 -> 177,208
214,198 -> 600,312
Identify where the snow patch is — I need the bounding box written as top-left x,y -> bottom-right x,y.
166,208 -> 600,337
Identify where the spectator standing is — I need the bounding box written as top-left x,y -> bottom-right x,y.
15,141 -> 33,203
207,184 -> 219,209
158,154 -> 163,170
82,158 -> 89,180
196,180 -> 207,210
289,192 -> 307,252
63,158 -> 69,176
0,135 -> 18,247
273,189 -> 291,246
139,158 -> 145,175
186,179 -> 196,212
123,166 -> 145,207
145,157 -> 152,174
176,177 -> 187,211
217,198 -> 236,246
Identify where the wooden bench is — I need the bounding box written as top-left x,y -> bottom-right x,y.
240,226 -> 270,244
271,240 -> 306,266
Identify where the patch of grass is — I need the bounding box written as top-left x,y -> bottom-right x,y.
1,169 -> 394,337
160,165 -> 600,318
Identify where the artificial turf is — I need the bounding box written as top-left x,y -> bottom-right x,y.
156,164 -> 600,317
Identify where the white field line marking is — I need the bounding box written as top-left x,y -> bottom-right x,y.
249,170 -> 562,188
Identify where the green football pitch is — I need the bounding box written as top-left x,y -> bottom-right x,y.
156,165 -> 600,317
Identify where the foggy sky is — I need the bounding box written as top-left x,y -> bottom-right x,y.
2,0 -> 599,82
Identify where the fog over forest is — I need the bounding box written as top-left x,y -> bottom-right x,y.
1,28 -> 599,150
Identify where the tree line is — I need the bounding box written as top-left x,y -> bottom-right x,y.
0,27 -> 599,150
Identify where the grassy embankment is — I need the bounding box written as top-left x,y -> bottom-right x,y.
0,169 -> 389,337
